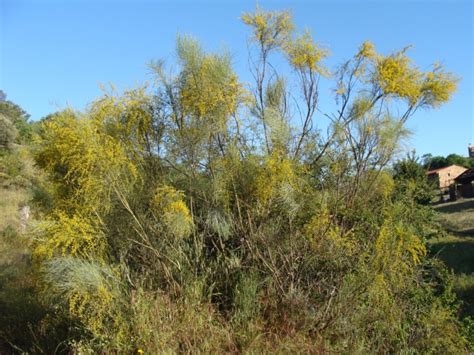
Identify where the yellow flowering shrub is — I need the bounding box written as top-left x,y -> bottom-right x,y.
90,87 -> 153,155
33,212 -> 106,261
177,36 -> 243,130
254,150 -> 297,207
360,170 -> 395,202
152,185 -> 194,239
374,219 -> 427,285
19,7 -> 466,353
303,208 -> 356,259
35,110 -> 138,214
43,257 -> 127,345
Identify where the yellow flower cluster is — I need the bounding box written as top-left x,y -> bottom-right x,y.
374,220 -> 427,283
36,111 -> 138,215
153,185 -> 194,239
285,31 -> 329,74
68,283 -> 115,336
419,69 -> 458,107
349,41 -> 458,108
33,212 -> 106,261
90,87 -> 153,154
254,151 -> 296,206
180,58 -> 241,124
241,8 -> 294,49
373,48 -> 458,107
176,37 -> 244,131
357,40 -> 377,60
63,263 -> 127,343
376,55 -> 422,105
303,208 -> 356,257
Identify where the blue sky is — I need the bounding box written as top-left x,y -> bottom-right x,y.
1,0 -> 472,157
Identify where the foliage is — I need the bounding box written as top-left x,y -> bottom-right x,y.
33,212 -> 107,261
152,184 -> 194,240
34,108 -> 138,215
43,256 -> 128,347
0,92 -> 33,144
430,199 -> 474,350
423,153 -> 474,169
393,152 -> 435,205
1,7 -> 469,354
177,36 -> 242,126
0,114 -> 17,150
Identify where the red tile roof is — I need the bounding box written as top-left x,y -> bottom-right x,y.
426,164 -> 466,175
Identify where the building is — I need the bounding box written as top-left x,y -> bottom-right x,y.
454,168 -> 474,198
427,165 -> 468,191
469,144 -> 474,158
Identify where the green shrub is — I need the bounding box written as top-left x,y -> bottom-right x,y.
2,7 -> 467,354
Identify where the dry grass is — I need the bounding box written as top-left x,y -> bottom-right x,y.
0,187 -> 30,264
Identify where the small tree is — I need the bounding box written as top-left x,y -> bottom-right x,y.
0,93 -> 32,144
393,152 -> 434,205
0,114 -> 17,150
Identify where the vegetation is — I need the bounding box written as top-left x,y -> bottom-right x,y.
430,199 -> 474,348
0,8 -> 471,353
393,152 -> 436,205
423,153 -> 474,170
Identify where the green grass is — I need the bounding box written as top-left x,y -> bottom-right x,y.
430,198 -> 474,318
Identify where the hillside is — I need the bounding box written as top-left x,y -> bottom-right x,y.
431,199 -> 474,319
0,146 -> 48,353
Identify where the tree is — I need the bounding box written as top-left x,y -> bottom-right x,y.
0,113 -> 17,150
423,153 -> 474,169
0,92 -> 32,144
393,152 -> 434,205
